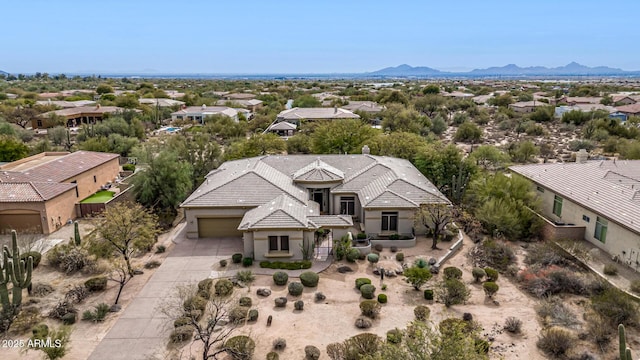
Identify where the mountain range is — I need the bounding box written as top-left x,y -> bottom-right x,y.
0,70 -> 7,76
368,62 -> 639,77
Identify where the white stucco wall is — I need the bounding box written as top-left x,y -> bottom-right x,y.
363,209 -> 415,235
253,229 -> 305,261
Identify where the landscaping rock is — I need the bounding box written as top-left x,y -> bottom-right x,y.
110,304 -> 122,312
385,270 -> 397,278
430,265 -> 440,274
372,268 -> 380,275
337,266 -> 353,273
257,288 -> 272,297
428,258 -> 437,265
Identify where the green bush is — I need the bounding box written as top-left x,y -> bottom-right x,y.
357,233 -> 367,239
591,287 -> 639,326
242,257 -> 253,267
377,294 -> 387,303
360,284 -> 376,299
21,251 -> 41,268
436,279 -> 470,307
603,264 -> 618,275
183,295 -> 207,312
170,325 -> 193,343
367,253 -> 379,264
248,309 -> 258,322
229,306 -> 248,324
173,316 -> 191,328
424,289 -> 434,301
355,278 -> 372,289
274,297 -> 287,307
484,267 -> 499,282
259,260 -> 312,270
84,276 -> 108,292
155,245 -> 166,253
443,266 -> 463,280
374,244 -> 383,252
215,279 -> 234,296
219,259 -> 228,267
414,258 -> 428,268
225,335 -> 255,360
232,253 -> 243,263
386,328 -> 403,344
471,267 -> 486,282
360,300 -> 381,319
304,345 -> 321,360
346,248 -> 360,262
288,282 -> 304,296
239,297 -> 252,307
122,163 -> 136,171
483,282 -> 499,298
267,351 -> 279,360
81,303 -> 110,322
630,280 -> 640,294
300,271 -> 319,287
236,270 -> 255,285
414,305 -> 430,321
61,313 -> 76,325
198,278 -> 213,299
272,271 -> 289,286
294,300 -> 304,310
395,252 -> 404,262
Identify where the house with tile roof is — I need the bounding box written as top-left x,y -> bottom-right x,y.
171,105 -> 238,123
0,151 -> 120,234
275,107 -> 360,126
510,157 -> 640,270
181,152 -> 449,261
37,105 -> 131,129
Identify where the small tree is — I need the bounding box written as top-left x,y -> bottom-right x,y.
414,203 -> 453,250
108,260 -> 133,305
435,279 -> 470,307
403,266 -> 433,290
25,324 -> 71,359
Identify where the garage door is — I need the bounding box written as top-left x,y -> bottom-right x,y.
197,217 -> 243,238
0,213 -> 43,234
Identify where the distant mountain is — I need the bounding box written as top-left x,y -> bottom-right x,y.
368,64 -> 443,76
0,70 -> 7,76
368,62 -> 638,77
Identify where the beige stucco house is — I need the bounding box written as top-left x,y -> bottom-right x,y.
181,153 -> 449,261
510,158 -> 640,271
0,151 -> 120,234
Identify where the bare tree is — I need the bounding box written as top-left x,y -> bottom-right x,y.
159,284 -> 246,360
107,259 -> 133,306
414,203 -> 453,250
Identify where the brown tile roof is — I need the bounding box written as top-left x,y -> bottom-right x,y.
20,151 -> 119,183
617,103 -> 640,115
0,182 -> 75,202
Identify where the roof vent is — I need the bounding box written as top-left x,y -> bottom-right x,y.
362,145 -> 370,155
575,149 -> 588,164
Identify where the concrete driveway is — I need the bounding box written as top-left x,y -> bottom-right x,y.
88,225 -> 243,360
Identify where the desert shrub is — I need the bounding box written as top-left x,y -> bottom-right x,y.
9,307 -> 40,334
215,279 -> 234,296
603,264 -> 618,275
232,253 -> 243,263
64,286 -> 89,304
414,305 -> 430,321
355,317 -> 372,329
236,270 -> 255,285
435,279 -> 470,307
183,295 -> 207,313
537,326 -> 575,357
294,300 -> 304,311
266,352 -> 279,360
480,239 -> 516,271
631,280 -> 640,294
404,266 -> 433,290
346,248 -> 360,262
424,289 -> 434,300
47,244 -> 95,274
377,294 -> 387,303
155,244 -> 166,253
304,345 -> 321,360
504,316 -> 522,334
272,271 -> 289,286
225,335 -> 255,360
367,253 -> 379,264
239,297 -> 252,307
390,246 -> 398,253
259,260 -> 312,270
591,287 -> 638,326
395,252 -> 404,262
355,278 -> 372,289
81,303 -> 110,322
414,258 -> 428,268
220,259 -> 228,267
463,312 -> 473,322
21,251 -> 42,268
173,316 -> 191,328
471,267 -> 486,282
484,267 -> 499,282
439,318 -> 475,336
300,271 -> 319,287
330,333 -> 381,360
386,328 -> 403,344
288,282 -> 304,296
274,297 -> 287,307
198,279 -> 213,299
144,260 -> 161,269
84,277 -> 107,292
48,301 -> 76,322
483,282 -> 499,298
248,309 -> 258,322
519,265 -> 587,297
374,244 -> 383,252
170,325 -> 193,343
272,337 -> 287,350
524,243 -> 569,267
475,338 -> 491,354
122,163 -> 136,171
443,266 -> 463,280
360,300 -> 381,319
31,283 -> 54,297
242,257 -> 253,267
536,298 -> 580,328
360,284 -> 376,299
315,292 -> 326,301
585,313 -> 611,348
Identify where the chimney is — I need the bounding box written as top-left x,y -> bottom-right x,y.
362,145 -> 370,155
95,104 -> 101,109
575,149 -> 588,164
201,104 -> 207,110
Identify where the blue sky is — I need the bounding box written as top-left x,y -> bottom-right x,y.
3,0 -> 639,74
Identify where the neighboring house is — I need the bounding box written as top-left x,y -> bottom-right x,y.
37,105 -> 131,128
442,91 -> 474,99
342,101 -> 385,114
472,94 -> 494,105
266,121 -> 297,137
171,105 -> 239,123
36,100 -> 96,108
510,157 -> 640,270
181,152 -> 450,261
0,151 -> 120,234
616,104 -> 640,117
509,101 -> 546,113
139,98 -> 185,107
216,99 -> 263,112
276,107 -> 360,126
563,96 -> 602,105
612,95 -> 637,106
224,93 -> 256,100
554,104 -> 618,119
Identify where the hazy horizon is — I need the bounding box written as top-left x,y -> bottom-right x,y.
3,0 -> 639,74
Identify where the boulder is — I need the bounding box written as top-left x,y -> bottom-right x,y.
257,288 -> 272,297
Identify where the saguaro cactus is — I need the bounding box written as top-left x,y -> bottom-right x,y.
0,250 -> 11,313
619,324 -> 634,360
3,230 -> 33,309
74,221 -> 81,246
